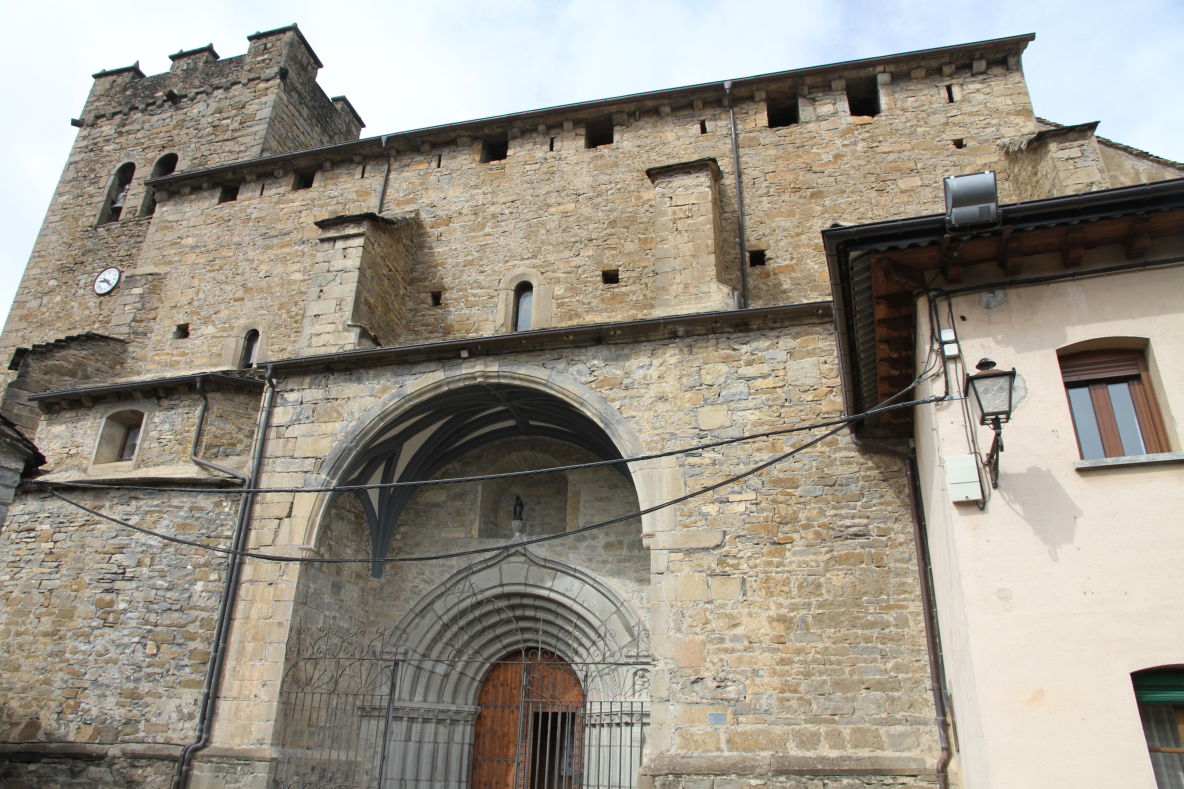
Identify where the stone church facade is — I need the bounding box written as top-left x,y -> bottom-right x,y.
0,25 -> 1179,789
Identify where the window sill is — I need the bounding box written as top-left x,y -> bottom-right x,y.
1074,451 -> 1184,471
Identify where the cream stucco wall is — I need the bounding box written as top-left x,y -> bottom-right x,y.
915,245 -> 1184,789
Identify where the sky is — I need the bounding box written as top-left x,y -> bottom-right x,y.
1,0 -> 1181,332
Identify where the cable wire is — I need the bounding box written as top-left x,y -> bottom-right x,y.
45,393 -> 944,565
30,397 -> 936,496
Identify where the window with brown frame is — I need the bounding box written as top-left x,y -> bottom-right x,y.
1059,348 -> 1169,459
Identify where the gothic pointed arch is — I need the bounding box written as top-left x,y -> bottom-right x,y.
319,368 -> 647,576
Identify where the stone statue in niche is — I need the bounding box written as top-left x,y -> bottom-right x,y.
511,494 -> 525,540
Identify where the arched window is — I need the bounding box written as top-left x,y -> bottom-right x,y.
94,410 -> 144,464
239,329 -> 260,368
1131,668 -> 1184,786
140,153 -> 178,216
513,282 -> 534,332
98,162 -> 136,225
1059,344 -> 1169,459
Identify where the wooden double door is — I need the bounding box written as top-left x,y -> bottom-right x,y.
470,649 -> 585,789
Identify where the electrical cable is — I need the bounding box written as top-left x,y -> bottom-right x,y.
30,397 -> 936,496
44,392 -> 945,565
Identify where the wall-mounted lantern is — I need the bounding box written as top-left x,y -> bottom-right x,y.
966,358 -> 1017,488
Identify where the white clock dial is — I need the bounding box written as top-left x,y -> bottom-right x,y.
93,267 -> 121,295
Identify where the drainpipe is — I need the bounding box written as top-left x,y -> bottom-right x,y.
851,432 -> 952,789
723,80 -> 750,309
190,377 -> 249,482
376,135 -> 393,214
174,367 -> 278,788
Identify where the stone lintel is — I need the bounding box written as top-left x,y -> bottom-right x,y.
646,158 -> 721,183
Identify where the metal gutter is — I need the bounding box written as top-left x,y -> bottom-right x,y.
147,34 -> 1035,189
264,301 -> 832,376
29,371 -> 264,408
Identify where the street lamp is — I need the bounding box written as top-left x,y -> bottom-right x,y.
965,358 -> 1017,488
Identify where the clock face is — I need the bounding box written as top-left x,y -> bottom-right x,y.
93,267 -> 121,295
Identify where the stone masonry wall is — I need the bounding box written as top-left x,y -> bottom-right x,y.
0,26 -> 359,368
0,488 -> 238,746
2,47 -> 1052,389
203,320 -> 938,785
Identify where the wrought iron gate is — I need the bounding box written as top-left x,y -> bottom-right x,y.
272,630 -> 650,789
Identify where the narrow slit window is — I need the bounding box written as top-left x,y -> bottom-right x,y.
292,168 -> 316,190
945,84 -> 957,103
549,136 -> 557,152
585,116 -> 614,148
173,323 -> 190,339
239,329 -> 260,368
846,75 -> 881,117
430,291 -> 443,307
699,119 -> 708,134
218,184 -> 240,203
141,153 -> 178,216
748,249 -> 767,267
98,162 -> 136,224
513,282 -> 534,332
766,96 -> 799,127
481,134 -> 509,163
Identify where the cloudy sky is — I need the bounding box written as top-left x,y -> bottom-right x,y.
1,0 -> 1181,331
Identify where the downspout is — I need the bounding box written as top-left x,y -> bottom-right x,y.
174,367 -> 279,788
376,135 -> 393,214
852,432 -> 952,789
723,80 -> 750,309
190,377 -> 249,482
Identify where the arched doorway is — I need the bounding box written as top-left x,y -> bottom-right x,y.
471,649 -> 584,789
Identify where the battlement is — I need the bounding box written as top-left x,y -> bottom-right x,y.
80,24 -> 343,129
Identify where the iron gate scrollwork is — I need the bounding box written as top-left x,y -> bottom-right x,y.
272,629 -> 649,788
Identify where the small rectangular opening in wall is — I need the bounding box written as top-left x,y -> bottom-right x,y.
435,154 -> 442,168
748,249 -> 767,267
766,96 -> 799,127
945,84 -> 957,103
292,168 -> 316,190
585,116 -> 613,148
430,291 -> 443,306
699,119 -> 708,134
549,136 -> 557,152
846,75 -> 880,117
173,323 -> 190,339
218,184 -> 240,203
601,269 -> 620,285
480,134 -> 509,163
952,138 -> 966,149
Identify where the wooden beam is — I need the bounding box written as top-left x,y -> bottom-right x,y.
1125,217 -> 1151,260
874,255 -> 927,287
999,226 -> 1024,276
1062,228 -> 1085,268
940,234 -> 963,283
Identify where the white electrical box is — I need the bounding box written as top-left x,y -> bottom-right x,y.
940,328 -> 960,359
946,454 -> 984,503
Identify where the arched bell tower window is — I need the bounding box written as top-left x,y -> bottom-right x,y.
513,282 -> 534,332
98,162 -> 136,225
140,153 -> 178,217
239,329 -> 260,368
498,269 -> 551,333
